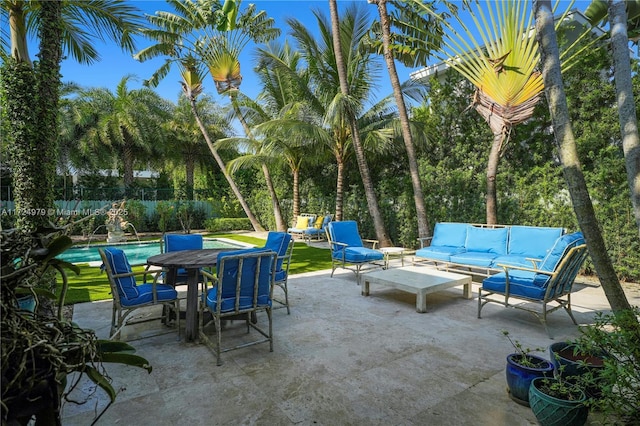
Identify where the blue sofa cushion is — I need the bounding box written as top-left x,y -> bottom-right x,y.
491,254 -> 537,269
449,251 -> 497,267
208,248 -> 273,312
482,270 -> 550,300
102,247 -> 138,300
336,247 -> 384,263
415,246 -> 465,262
431,222 -> 468,247
465,226 -> 509,254
508,226 -> 563,259
120,283 -> 178,307
329,221 -> 364,248
539,232 -> 585,272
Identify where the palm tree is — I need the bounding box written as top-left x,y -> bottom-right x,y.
165,94 -> 231,200
365,0 -> 453,239
328,0 -> 392,246
1,0 -> 140,230
136,0 -> 272,231
586,0 -> 640,238
533,0 -> 632,313
76,76 -> 171,194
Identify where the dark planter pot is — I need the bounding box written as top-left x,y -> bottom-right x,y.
506,353 -> 554,406
529,377 -> 588,426
549,342 -> 606,399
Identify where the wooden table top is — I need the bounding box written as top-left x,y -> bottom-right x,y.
147,248 -> 235,269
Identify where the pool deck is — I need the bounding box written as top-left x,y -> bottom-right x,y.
60,241 -> 640,425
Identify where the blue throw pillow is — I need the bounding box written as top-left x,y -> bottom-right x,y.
103,247 -> 138,300
465,226 -> 508,254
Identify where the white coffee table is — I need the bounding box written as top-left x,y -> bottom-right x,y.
361,266 -> 473,313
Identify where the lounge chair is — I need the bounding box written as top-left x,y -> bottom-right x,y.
326,221 -> 384,282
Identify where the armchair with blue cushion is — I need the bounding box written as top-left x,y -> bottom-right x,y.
199,249 -> 277,365
263,232 -> 295,314
99,247 -> 180,341
326,221 -> 384,282
478,231 -> 588,338
162,233 -> 203,284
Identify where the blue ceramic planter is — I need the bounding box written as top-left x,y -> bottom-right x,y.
506,353 -> 554,406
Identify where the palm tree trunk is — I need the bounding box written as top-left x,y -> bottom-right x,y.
292,166 -> 300,218
328,0 -> 392,246
534,0 -> 631,313
374,0 -> 431,239
486,131 -> 504,225
122,139 -> 135,193
8,1 -> 31,65
608,0 -> 640,238
187,96 -> 265,232
232,101 -> 286,231
335,155 -> 345,222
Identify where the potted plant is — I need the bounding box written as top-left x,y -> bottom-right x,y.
1,226 -> 152,424
548,341 -> 606,399
502,331 -> 554,406
529,375 -> 588,426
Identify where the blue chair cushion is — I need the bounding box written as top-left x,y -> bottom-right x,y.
539,232 -> 585,272
334,247 -> 384,263
329,221 -> 364,248
264,232 -> 292,271
508,226 -> 563,258
164,234 -> 203,252
415,246 -> 464,262
431,222 -> 468,247
482,270 -> 551,300
449,251 -> 497,267
274,269 -> 287,283
208,248 -> 273,312
322,215 -> 332,227
102,247 -> 138,300
465,226 -> 508,254
120,283 -> 178,307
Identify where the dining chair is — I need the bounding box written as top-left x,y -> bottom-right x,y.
99,247 -> 180,341
199,249 -> 277,365
162,233 -> 203,284
262,232 -> 294,314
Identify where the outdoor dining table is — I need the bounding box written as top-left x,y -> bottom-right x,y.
147,248 -> 235,341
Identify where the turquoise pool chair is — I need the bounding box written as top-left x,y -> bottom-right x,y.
326,221 -> 384,282
199,249 -> 277,365
99,247 -> 180,341
263,232 -> 295,314
163,233 -> 203,284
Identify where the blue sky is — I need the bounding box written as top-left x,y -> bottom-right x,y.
58,0 -> 416,107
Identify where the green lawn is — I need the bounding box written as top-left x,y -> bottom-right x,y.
62,233 -> 332,305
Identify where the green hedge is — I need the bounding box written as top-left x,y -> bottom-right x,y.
204,217 -> 251,232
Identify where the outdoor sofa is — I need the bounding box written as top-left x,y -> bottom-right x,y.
414,222 -> 588,336
414,222 -> 566,277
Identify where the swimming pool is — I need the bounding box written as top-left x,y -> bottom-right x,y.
60,238 -> 247,265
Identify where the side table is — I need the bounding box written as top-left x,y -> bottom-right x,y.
379,247 -> 407,269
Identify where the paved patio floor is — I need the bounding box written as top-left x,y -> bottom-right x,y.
61,261 -> 640,425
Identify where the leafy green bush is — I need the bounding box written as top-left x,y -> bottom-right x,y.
204,218 -> 251,232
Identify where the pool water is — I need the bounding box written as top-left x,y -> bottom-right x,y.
60,239 -> 244,265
